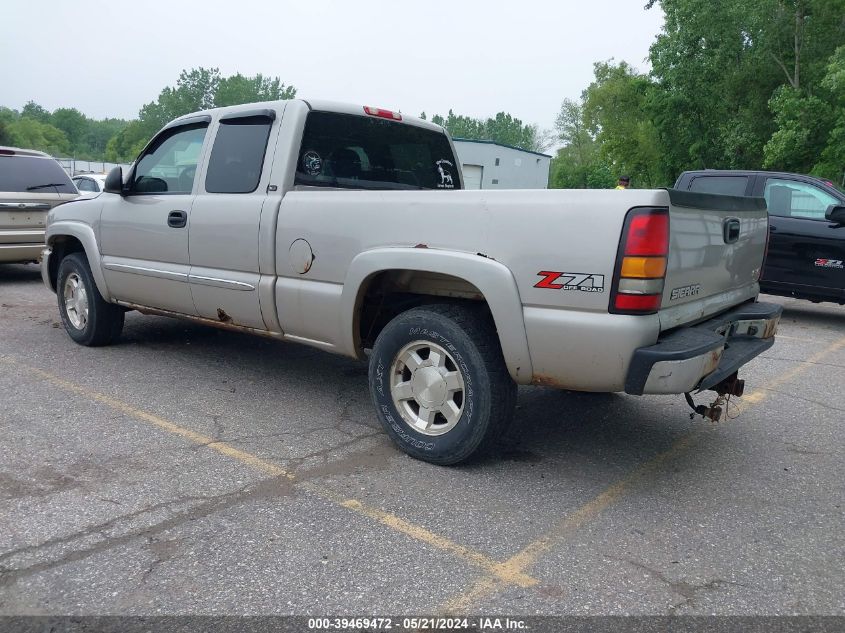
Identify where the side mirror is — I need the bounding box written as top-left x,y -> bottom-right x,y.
825,204 -> 845,225
103,166 -> 124,195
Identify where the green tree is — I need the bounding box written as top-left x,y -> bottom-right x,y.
138,67 -> 222,133
50,108 -> 89,152
647,0 -> 780,174
105,120 -> 152,163
429,109 -> 550,152
0,107 -> 16,146
810,45 -> 845,182
550,98 -> 614,189
431,110 -> 484,140
484,112 -> 540,150
6,117 -> 70,156
85,118 -> 129,158
0,120 -> 12,146
0,103 -> 129,160
645,0 -> 845,177
750,0 -> 845,91
111,67 -> 298,162
214,73 -> 296,107
582,61 -> 665,187
21,101 -> 51,123
762,86 -> 833,172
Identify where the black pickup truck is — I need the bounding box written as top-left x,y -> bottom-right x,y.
675,170 -> 845,305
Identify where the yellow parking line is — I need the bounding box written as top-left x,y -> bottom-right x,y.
740,336 -> 845,406
439,432 -> 702,613
333,497 -> 537,588
439,333 -> 845,613
0,356 -> 537,589
772,334 -> 816,342
11,362 -> 293,479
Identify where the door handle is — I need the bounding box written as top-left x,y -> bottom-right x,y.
723,218 -> 741,244
168,210 -> 187,228
769,225 -> 777,232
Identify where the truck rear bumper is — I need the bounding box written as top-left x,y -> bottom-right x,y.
625,301 -> 782,395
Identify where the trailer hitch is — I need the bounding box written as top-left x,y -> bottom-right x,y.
712,372 -> 745,398
684,372 -> 745,422
685,392 -> 725,422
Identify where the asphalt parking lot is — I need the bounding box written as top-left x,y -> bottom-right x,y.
1,261 -> 844,616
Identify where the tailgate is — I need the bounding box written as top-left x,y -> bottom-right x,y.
0,194 -> 73,243
0,204 -> 49,244
660,190 -> 768,329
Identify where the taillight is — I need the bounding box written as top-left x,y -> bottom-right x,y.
364,106 -> 402,121
610,207 -> 669,315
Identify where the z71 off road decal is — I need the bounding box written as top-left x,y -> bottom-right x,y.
815,258 -> 844,269
535,271 -> 605,293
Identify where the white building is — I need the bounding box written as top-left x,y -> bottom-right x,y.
453,138 -> 551,189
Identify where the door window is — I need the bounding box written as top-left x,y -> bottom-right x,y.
130,124 -> 208,194
764,179 -> 839,220
205,116 -> 273,194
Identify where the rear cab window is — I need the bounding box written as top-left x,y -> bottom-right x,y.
295,111 -> 460,190
0,156 -> 76,193
688,175 -> 749,196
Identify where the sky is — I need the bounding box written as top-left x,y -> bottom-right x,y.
0,0 -> 665,132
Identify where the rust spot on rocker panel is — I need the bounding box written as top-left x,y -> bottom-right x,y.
123,303 -> 283,340
217,308 -> 233,323
531,374 -> 569,389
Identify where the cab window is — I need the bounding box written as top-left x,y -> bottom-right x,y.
205,116 -> 273,194
764,179 -> 839,220
295,111 -> 460,191
130,124 -> 208,194
688,175 -> 748,196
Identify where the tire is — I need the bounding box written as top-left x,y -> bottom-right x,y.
369,303 -> 517,465
57,252 -> 124,346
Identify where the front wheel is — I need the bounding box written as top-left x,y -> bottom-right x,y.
57,252 -> 124,346
369,303 -> 517,465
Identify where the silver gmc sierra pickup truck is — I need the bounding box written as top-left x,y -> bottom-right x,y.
41,99 -> 782,464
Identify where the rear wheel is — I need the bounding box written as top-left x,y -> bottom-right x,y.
57,252 -> 124,346
369,303 -> 517,465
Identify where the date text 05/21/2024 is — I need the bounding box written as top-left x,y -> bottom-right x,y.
306,617 -> 528,630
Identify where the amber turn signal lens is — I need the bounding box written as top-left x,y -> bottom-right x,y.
620,256 -> 667,279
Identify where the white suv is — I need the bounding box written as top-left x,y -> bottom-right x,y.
72,173 -> 107,197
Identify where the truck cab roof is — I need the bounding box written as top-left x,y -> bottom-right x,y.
676,169 -> 844,196
167,99 -> 445,134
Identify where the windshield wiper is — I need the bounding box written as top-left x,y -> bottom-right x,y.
26,183 -> 67,191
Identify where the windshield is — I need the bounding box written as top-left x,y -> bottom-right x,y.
295,111 -> 460,191
0,156 -> 76,193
